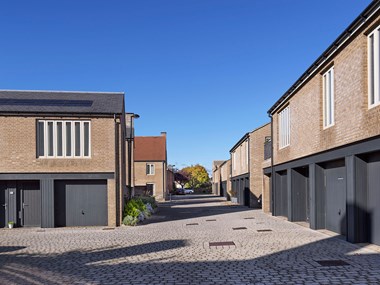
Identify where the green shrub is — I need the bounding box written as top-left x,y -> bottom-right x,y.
140,196 -> 157,208
123,215 -> 138,226
124,201 -> 141,218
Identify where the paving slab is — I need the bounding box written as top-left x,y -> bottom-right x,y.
1,195 -> 380,284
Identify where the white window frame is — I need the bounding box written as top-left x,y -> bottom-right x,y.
323,66 -> 335,128
146,163 -> 155,175
37,120 -> 91,159
279,106 -> 290,149
368,26 -> 380,108
146,183 -> 155,194
246,140 -> 249,167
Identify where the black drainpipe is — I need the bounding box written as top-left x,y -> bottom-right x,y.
270,113 -> 275,216
114,114 -> 120,226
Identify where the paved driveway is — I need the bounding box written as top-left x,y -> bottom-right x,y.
1,195 -> 380,284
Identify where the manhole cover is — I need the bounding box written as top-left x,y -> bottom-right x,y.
233,227 -> 247,230
206,219 -> 216,222
186,223 -> 199,226
257,229 -> 272,232
316,260 -> 350,266
244,217 -> 255,220
209,241 -> 235,247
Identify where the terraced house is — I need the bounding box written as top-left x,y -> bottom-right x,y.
230,123 -> 270,208
0,90 -> 126,228
212,160 -> 224,195
267,0 -> 380,246
133,133 -> 168,201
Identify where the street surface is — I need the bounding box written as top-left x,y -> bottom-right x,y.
1,195 -> 380,284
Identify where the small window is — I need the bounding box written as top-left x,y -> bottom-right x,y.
74,122 -> 81,157
368,26 -> 380,108
37,121 -> 45,157
146,164 -> 155,175
146,183 -> 155,196
66,122 -> 72,156
279,106 -> 290,149
47,121 -> 54,157
57,122 -> 63,157
323,67 -> 335,128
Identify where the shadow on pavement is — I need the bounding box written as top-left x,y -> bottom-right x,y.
140,194 -> 251,225
1,196 -> 380,284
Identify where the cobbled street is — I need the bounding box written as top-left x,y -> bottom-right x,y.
1,195 -> 380,285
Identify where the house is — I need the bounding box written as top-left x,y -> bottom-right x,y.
133,132 -> 168,201
219,159 -> 231,199
166,166 -> 175,194
230,123 -> 270,207
0,90 -> 126,228
267,0 -> 380,245
212,160 -> 224,195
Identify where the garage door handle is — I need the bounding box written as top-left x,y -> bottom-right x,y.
82,210 -> 85,215
23,203 -> 28,207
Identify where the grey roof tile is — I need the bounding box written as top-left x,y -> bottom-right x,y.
0,90 -> 124,115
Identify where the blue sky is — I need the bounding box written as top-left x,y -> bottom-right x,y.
0,0 -> 372,172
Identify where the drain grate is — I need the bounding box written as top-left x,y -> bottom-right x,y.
316,260 -> 350,267
36,230 -> 45,233
209,241 -> 235,247
244,217 -> 255,220
206,219 -> 216,222
257,229 -> 272,232
102,227 -> 115,231
233,227 -> 247,230
186,223 -> 199,226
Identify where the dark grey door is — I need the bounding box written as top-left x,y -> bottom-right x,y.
0,183 -> 6,228
55,180 -> 107,227
325,165 -> 346,235
292,168 -> 309,222
220,181 -> 226,197
275,171 -> 288,217
368,154 -> 380,245
244,178 -> 250,207
21,181 -> 41,227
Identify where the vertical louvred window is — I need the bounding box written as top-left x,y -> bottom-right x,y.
37,120 -> 91,158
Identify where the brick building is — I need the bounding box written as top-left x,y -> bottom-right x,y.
266,0 -> 380,245
0,90 -> 126,228
230,123 -> 270,208
212,160 -> 224,195
134,132 -> 168,201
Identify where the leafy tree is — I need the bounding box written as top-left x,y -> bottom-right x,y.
182,164 -> 210,189
174,170 -> 190,189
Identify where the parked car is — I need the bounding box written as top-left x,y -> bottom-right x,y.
184,189 -> 194,194
175,188 -> 185,195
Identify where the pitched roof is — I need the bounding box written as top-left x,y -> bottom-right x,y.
134,136 -> 167,161
0,90 -> 124,115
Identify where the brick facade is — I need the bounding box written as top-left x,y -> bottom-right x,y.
0,116 -> 116,173
272,14 -> 380,166
250,123 -> 271,208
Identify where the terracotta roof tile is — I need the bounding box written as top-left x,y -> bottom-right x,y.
134,136 -> 166,161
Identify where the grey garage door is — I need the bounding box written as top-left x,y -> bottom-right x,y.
368,153 -> 380,245
325,163 -> 346,236
54,180 -> 108,227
